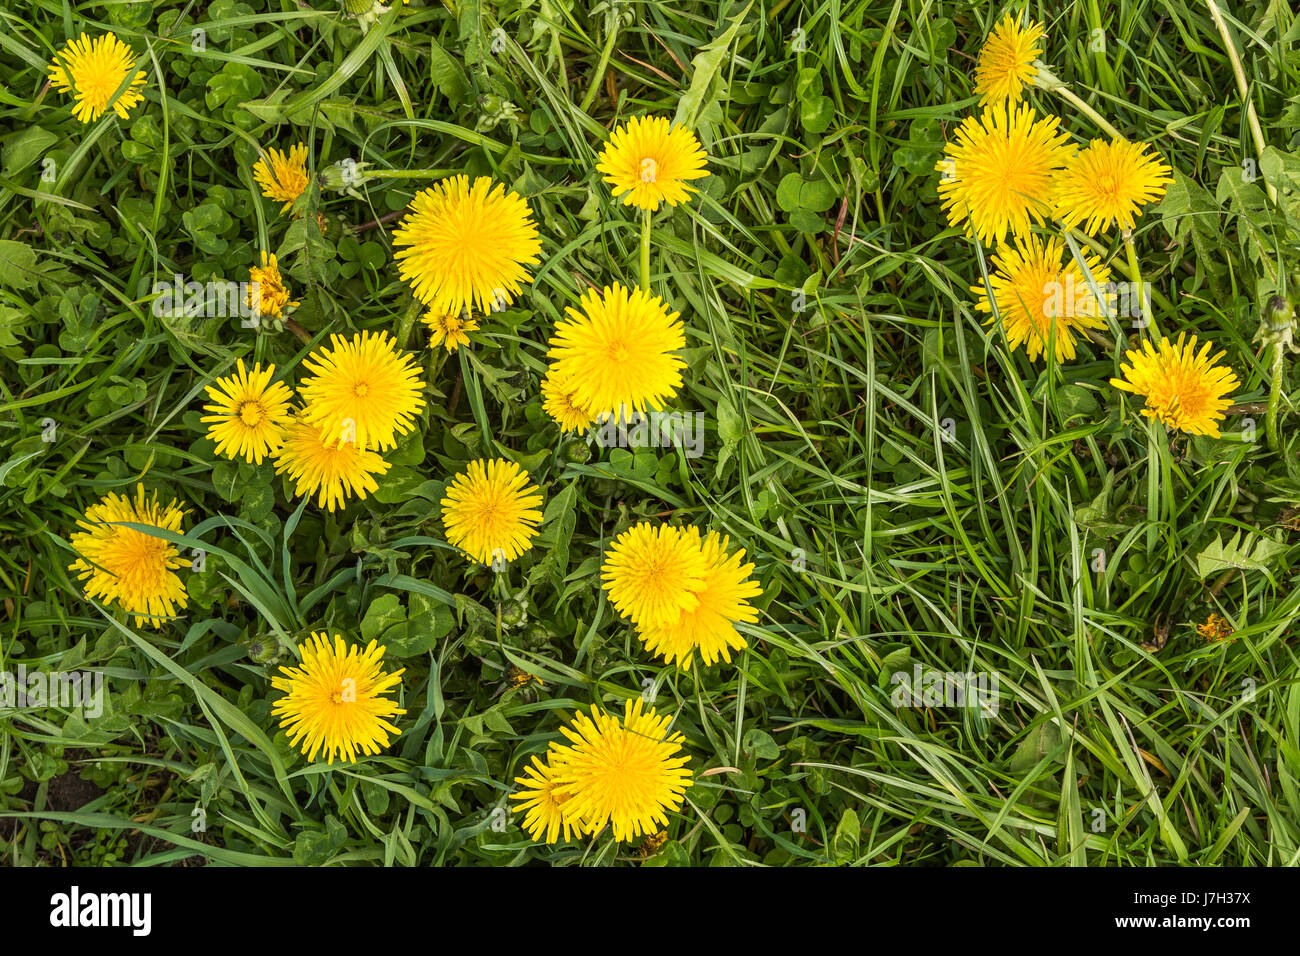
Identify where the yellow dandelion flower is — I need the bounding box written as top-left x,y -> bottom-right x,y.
596,115 -> 710,211
1051,138 -> 1174,236
440,458 -> 544,565
67,484 -> 187,628
972,234 -> 1111,362
422,309 -> 478,353
547,283 -> 685,417
973,14 -> 1045,107
509,749 -> 585,844
936,104 -> 1072,246
200,359 -> 294,464
638,529 -> 762,669
601,522 -> 708,628
252,144 -> 310,213
271,633 -> 405,765
297,331 -> 426,452
392,175 -> 542,317
1197,613 -> 1234,643
551,698 -> 693,843
247,251 -> 299,321
1109,333 -> 1240,437
48,33 -> 146,124
541,371 -> 596,434
273,414 -> 392,511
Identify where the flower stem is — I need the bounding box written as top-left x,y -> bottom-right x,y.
639,208 -> 652,291
396,296 -> 422,351
1207,0 -> 1277,205
1267,340 -> 1284,452
285,319 -> 313,346
1122,232 -> 1161,340
362,168 -> 458,182
1051,84 -> 1124,140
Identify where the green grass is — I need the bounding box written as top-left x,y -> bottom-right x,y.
1,0 -> 1299,866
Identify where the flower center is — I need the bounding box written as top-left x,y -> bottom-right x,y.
353,382 -> 370,398
238,401 -> 266,427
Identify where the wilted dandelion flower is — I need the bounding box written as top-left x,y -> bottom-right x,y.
1051,138 -> 1174,235
422,309 -> 478,352
247,252 -> 299,321
597,116 -> 709,211
271,633 -> 405,765
1197,613 -> 1234,643
972,235 -> 1111,362
200,359 -> 294,464
297,331 -> 425,452
637,830 -> 670,858
440,458 -> 544,565
392,175 -> 542,318
1109,333 -> 1239,437
547,283 -> 685,417
67,484 -> 187,628
550,698 -> 693,842
973,14 -> 1044,107
601,522 -> 708,628
936,104 -> 1071,245
638,529 -> 762,669
541,372 -> 595,434
510,749 -> 584,844
273,414 -> 392,511
47,33 -> 147,124
252,144 -> 310,213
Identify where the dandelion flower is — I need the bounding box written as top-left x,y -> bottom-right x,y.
67,484 -> 187,628
541,371 -> 595,434
1051,138 -> 1174,236
637,830 -> 669,858
392,175 -> 542,317
48,33 -> 146,124
597,116 -> 709,211
200,359 -> 294,464
274,414 -> 392,511
1197,613 -> 1234,643
440,458 -> 544,565
936,104 -> 1071,245
601,522 -> 708,628
252,144 -> 310,213
972,235 -> 1111,362
973,14 -> 1045,107
551,698 -> 693,842
247,251 -> 299,321
271,633 -> 405,765
510,749 -> 585,844
547,283 -> 685,417
638,530 -> 762,669
422,309 -> 478,353
297,331 -> 425,452
1109,333 -> 1239,437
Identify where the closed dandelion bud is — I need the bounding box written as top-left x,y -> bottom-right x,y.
341,0 -> 389,29
560,437 -> 591,464
247,635 -> 282,664
500,596 -> 528,630
475,94 -> 521,133
319,159 -> 370,194
1256,294 -> 1297,352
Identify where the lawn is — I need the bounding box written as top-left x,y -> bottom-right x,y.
1,0 -> 1299,867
